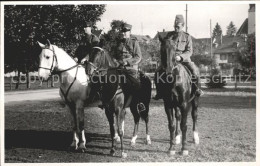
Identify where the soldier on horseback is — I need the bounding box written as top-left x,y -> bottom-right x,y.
74,22 -> 100,64
98,23 -> 146,112
153,15 -> 203,100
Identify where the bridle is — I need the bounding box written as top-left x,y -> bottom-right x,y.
85,46 -> 106,74
38,46 -> 79,75
38,46 -> 58,74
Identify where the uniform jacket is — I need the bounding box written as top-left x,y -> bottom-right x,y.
115,37 -> 142,70
165,31 -> 193,62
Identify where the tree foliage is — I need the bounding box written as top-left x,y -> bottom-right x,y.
4,5 -> 106,74
238,33 -> 255,74
226,21 -> 237,36
213,23 -> 222,37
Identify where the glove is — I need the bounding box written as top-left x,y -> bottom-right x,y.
74,57 -> 78,62
176,55 -> 182,62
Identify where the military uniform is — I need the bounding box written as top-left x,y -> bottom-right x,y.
164,30 -> 199,76
75,22 -> 100,63
99,23 -> 146,112
153,15 -> 202,100
115,37 -> 142,70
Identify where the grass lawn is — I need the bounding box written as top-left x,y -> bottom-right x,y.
5,92 -> 256,162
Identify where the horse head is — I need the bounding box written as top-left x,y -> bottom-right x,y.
86,45 -> 117,75
37,39 -> 57,80
160,38 -> 178,75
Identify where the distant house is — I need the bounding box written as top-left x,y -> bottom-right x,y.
237,4 -> 255,35
132,34 -> 152,44
212,4 -> 255,76
212,35 -> 247,75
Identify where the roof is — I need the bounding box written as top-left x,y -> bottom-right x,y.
153,31 -> 196,41
236,18 -> 248,35
213,35 -> 246,54
132,34 -> 151,42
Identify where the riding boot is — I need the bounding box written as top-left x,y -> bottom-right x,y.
182,62 -> 204,97
193,75 -> 204,97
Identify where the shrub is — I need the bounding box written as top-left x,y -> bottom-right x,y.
205,68 -> 227,88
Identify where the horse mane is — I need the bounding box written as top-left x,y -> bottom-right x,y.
52,45 -> 76,61
94,47 -> 117,69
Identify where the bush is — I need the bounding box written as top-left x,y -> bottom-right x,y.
205,68 -> 227,88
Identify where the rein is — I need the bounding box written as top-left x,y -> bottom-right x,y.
39,46 -> 79,75
39,46 -> 82,102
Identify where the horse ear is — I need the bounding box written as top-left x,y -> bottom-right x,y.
46,39 -> 51,48
37,41 -> 45,49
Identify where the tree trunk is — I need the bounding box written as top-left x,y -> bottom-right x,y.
15,70 -> 20,89
51,76 -> 54,87
26,71 -> 30,89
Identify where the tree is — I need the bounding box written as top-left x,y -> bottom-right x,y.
238,33 -> 255,76
191,54 -> 212,67
103,20 -> 126,42
226,21 -> 237,36
212,23 -> 222,37
4,5 -> 106,89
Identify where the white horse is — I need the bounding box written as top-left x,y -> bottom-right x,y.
38,40 -> 90,152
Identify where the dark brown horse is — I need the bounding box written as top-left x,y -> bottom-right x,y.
158,37 -> 200,156
86,46 -> 152,158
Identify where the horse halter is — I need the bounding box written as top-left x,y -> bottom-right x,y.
38,46 -> 58,74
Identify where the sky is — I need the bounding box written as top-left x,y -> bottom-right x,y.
96,3 -> 249,39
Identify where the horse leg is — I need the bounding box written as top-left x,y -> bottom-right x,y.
163,99 -> 176,155
76,103 -> 87,153
116,107 -> 127,158
192,99 -> 199,145
144,104 -> 151,145
174,106 -> 181,145
180,102 -> 191,156
68,103 -> 79,151
105,107 -> 116,156
114,115 -> 121,143
130,104 -> 140,147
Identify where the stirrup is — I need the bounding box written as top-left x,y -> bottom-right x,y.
195,89 -> 204,97
137,103 -> 146,113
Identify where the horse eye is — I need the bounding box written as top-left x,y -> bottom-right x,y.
46,56 -> 50,59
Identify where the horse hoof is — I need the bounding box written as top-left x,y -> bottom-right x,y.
79,148 -> 87,153
110,149 -> 115,156
114,136 -> 121,143
78,143 -> 87,153
175,135 -> 181,144
121,152 -> 127,158
69,146 -> 78,152
193,138 -> 200,145
182,150 -> 189,156
168,150 -> 175,156
146,139 -> 152,145
193,132 -> 199,145
130,141 -> 136,147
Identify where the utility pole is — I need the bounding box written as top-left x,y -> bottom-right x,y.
185,4 -> 188,33
210,19 -> 212,58
141,22 -> 143,35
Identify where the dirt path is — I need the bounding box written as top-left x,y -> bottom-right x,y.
5,89 -> 60,103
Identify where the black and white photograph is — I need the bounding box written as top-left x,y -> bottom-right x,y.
1,1 -> 258,164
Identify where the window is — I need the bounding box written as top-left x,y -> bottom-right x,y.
220,54 -> 227,60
